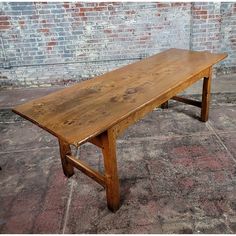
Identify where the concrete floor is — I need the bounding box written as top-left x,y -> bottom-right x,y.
0,79 -> 236,233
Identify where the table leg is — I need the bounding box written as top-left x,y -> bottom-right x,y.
58,139 -> 74,177
101,129 -> 120,212
201,67 -> 212,122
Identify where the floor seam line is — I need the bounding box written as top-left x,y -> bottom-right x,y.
62,179 -> 74,234
206,121 -> 236,163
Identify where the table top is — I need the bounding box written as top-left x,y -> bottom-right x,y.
13,48 -> 227,146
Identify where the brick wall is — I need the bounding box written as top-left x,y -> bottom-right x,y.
0,2 -> 235,87
191,2 -> 236,70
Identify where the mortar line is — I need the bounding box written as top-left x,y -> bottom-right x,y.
62,179 -> 75,234
206,120 -> 236,163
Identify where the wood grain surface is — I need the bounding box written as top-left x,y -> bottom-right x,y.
13,48 -> 227,146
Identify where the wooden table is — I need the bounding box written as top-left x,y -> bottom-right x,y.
13,48 -> 227,212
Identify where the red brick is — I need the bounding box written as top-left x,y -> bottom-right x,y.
157,3 -> 170,8
98,2 -> 107,7
195,10 -> 208,15
0,15 -> 9,21
171,3 -> 188,7
63,3 -> 70,9
75,3 -> 83,8
39,28 -> 49,33
104,29 -> 112,34
201,15 -> 208,20
47,41 -> 57,47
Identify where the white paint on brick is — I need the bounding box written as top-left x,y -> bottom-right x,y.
0,2 -> 235,87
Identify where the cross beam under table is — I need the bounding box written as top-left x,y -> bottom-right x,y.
59,66 -> 213,212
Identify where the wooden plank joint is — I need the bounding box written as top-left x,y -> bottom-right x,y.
89,135 -> 104,149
